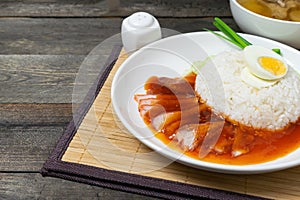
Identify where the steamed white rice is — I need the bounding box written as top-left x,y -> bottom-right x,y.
195,51 -> 300,130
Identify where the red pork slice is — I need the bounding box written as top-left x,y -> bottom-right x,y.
151,112 -> 166,131
144,76 -> 195,95
197,121 -> 225,158
231,127 -> 255,157
160,120 -> 181,139
151,111 -> 181,133
158,105 -> 201,138
174,124 -> 205,151
211,123 -> 235,154
134,94 -> 178,102
174,122 -> 224,152
139,97 -> 197,111
183,72 -> 196,89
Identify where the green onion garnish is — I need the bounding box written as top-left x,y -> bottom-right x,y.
205,17 -> 281,55
272,48 -> 281,55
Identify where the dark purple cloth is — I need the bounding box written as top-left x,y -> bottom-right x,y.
41,45 -> 268,200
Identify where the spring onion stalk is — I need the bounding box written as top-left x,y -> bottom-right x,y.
205,17 -> 281,55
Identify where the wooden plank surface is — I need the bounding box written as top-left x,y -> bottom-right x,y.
0,55 -> 84,103
0,126 -> 65,171
0,18 -> 237,55
0,173 -> 157,200
0,104 -> 72,126
0,0 -> 231,17
0,18 -> 122,55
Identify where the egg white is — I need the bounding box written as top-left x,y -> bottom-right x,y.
241,68 -> 278,89
243,45 -> 288,80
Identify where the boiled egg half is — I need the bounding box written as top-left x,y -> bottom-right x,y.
241,45 -> 288,89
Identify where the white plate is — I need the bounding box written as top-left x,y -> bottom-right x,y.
111,32 -> 300,174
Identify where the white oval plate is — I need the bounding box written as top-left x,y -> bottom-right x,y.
111,32 -> 300,174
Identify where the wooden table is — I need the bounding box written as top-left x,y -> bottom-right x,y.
0,1 -> 237,199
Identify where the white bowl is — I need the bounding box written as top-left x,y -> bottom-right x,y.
230,0 -> 300,49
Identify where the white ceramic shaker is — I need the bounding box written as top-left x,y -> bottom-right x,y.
121,12 -> 162,53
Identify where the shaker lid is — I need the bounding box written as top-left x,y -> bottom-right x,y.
128,12 -> 154,28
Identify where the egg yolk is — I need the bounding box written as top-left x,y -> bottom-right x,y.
258,56 -> 286,76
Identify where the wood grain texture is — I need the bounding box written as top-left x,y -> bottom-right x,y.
0,173 -> 158,200
0,0 -> 231,17
0,18 -> 238,55
0,103 -> 74,171
0,54 -> 108,103
0,103 -> 72,126
0,55 -> 79,103
0,18 -> 122,55
0,126 -> 65,171
160,17 -> 239,33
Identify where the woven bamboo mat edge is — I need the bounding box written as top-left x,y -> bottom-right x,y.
41,45 -> 293,200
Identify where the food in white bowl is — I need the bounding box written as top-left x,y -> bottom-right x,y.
237,0 -> 300,22
230,0 -> 300,48
111,31 -> 300,173
134,48 -> 300,164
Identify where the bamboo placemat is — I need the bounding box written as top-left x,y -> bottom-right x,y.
42,46 -> 300,200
